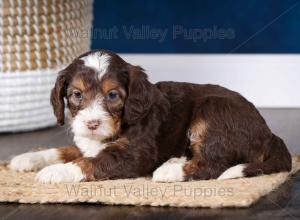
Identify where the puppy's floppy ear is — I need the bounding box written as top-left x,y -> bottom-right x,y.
50,71 -> 67,125
123,64 -> 154,124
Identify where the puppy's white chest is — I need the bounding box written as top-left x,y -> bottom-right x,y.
74,136 -> 106,157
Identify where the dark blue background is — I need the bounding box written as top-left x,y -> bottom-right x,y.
92,0 -> 300,53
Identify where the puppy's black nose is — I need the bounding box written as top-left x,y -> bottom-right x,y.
86,120 -> 100,130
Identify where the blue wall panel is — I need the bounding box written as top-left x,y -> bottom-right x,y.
91,0 -> 300,53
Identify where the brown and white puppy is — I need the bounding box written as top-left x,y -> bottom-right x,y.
10,50 -> 292,183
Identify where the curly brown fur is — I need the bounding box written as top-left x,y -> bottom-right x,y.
10,49 -> 292,183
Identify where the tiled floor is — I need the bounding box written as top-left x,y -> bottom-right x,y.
0,108 -> 299,220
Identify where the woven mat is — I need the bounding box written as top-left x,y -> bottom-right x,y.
0,156 -> 299,208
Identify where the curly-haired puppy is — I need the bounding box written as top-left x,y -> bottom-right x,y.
10,50 -> 292,183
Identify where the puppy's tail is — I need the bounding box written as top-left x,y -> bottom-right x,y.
218,134 -> 292,180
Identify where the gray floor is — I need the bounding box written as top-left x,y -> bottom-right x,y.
259,108 -> 300,155
0,108 -> 299,160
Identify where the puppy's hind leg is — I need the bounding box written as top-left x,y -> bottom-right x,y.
183,114 -> 228,180
183,137 -> 228,180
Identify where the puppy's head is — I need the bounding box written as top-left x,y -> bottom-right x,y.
51,50 -> 154,140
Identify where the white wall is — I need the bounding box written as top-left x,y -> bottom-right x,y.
122,54 -> 300,108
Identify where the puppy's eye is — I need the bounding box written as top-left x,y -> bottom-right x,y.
107,90 -> 119,100
73,90 -> 82,99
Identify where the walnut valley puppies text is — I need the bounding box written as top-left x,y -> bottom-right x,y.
65,184 -> 234,200
64,25 -> 235,43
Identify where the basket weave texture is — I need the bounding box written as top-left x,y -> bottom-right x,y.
0,0 -> 93,132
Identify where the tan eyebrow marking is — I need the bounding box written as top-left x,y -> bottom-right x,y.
72,77 -> 86,92
102,79 -> 120,94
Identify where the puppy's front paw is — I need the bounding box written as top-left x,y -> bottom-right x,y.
10,152 -> 46,172
152,157 -> 187,182
36,163 -> 85,183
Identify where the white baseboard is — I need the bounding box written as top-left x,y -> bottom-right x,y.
121,54 -> 300,108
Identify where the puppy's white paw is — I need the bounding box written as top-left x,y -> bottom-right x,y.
36,163 -> 85,183
9,149 -> 60,172
152,157 -> 187,182
217,164 -> 246,180
10,152 -> 46,172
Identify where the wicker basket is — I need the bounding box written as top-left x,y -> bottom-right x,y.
0,0 -> 93,132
